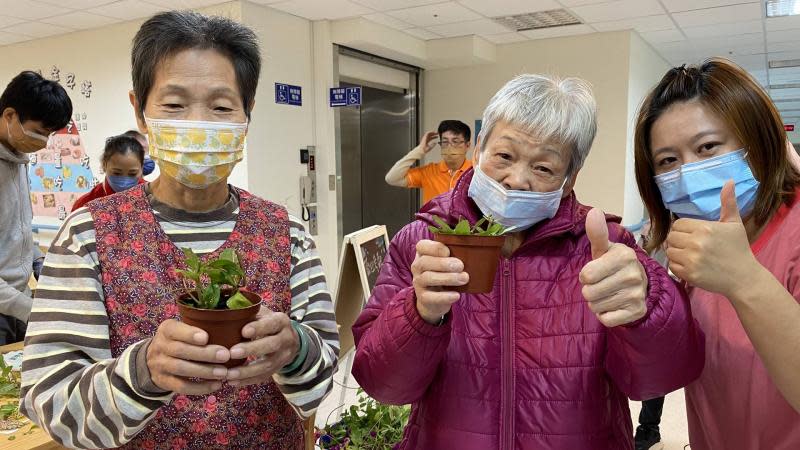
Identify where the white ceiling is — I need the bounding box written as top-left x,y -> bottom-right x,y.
1,0 -> 799,124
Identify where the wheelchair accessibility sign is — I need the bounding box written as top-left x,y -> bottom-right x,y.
330,86 -> 361,107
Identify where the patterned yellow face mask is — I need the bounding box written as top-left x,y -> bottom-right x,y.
144,116 -> 248,189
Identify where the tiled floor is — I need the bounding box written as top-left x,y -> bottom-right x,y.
316,357 -> 692,450
629,390 -> 691,450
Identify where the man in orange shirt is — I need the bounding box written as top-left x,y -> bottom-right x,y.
385,120 -> 472,205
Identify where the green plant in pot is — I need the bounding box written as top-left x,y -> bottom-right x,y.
176,248 -> 262,367
429,215 -> 507,293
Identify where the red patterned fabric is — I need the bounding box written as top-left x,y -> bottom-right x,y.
87,184 -> 303,450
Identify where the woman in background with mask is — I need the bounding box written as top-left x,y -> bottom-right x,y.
352,74 -> 704,450
71,134 -> 145,211
634,58 -> 800,450
20,11 -> 338,449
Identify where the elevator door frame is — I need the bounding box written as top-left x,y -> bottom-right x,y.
333,45 -> 423,251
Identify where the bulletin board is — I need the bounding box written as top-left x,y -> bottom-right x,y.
28,119 -> 95,220
27,64 -> 96,223
334,225 -> 389,356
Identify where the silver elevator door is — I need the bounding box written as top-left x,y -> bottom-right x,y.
340,82 -> 418,238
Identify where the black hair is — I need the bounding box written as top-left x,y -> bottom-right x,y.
0,71 -> 72,131
634,57 -> 800,252
438,120 -> 471,142
131,11 -> 261,120
122,129 -> 146,140
102,135 -> 144,167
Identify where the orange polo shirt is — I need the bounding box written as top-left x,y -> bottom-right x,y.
406,159 -> 473,204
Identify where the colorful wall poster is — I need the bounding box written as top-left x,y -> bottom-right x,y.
28,119 -> 96,220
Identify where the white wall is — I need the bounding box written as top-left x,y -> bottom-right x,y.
339,54 -> 409,90
624,32 -> 670,226
1,3 -> 671,284
424,31 -> 633,217
240,1 -> 314,218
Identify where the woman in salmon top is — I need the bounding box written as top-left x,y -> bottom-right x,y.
72,134 -> 145,211
634,57 -> 800,450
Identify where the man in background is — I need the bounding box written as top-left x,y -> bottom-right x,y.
0,71 -> 72,344
385,120 -> 472,205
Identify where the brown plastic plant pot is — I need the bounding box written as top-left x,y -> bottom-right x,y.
434,233 -> 505,294
177,288 -> 262,368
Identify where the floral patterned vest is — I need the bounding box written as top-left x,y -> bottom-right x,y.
88,185 -> 304,450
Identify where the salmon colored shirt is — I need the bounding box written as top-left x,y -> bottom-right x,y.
71,178 -> 145,212
686,188 -> 800,450
406,159 -> 472,205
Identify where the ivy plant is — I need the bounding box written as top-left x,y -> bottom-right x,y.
316,389 -> 410,450
176,248 -> 253,310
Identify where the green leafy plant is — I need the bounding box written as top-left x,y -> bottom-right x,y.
0,357 -> 19,398
428,215 -> 507,237
176,248 -> 253,310
316,389 -> 410,450
0,356 -> 25,433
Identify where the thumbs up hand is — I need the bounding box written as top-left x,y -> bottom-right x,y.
579,208 -> 648,327
665,181 -> 757,297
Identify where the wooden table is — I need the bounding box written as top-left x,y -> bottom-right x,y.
0,342 -> 64,450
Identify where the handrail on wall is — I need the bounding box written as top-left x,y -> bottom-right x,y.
31,223 -> 61,233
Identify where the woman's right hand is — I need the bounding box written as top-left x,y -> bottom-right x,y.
146,319 -> 231,395
411,240 -> 468,324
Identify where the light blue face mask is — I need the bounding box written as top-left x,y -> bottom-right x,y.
106,175 -> 139,193
468,163 -> 566,231
654,149 -> 759,221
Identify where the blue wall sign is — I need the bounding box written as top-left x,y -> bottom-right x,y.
330,86 -> 362,107
275,83 -> 302,106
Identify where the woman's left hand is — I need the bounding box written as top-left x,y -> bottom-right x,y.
665,181 -> 760,298
225,308 -> 300,387
580,208 -> 648,327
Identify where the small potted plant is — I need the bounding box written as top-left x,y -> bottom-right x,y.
176,248 -> 261,367
429,215 -> 507,293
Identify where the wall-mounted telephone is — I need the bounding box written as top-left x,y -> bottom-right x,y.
300,176 -> 313,203
300,175 -> 315,221
300,145 -> 318,236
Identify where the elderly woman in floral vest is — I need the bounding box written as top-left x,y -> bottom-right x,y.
20,11 -> 338,450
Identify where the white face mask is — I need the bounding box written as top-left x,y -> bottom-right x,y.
144,116 -> 247,189
468,160 -> 566,232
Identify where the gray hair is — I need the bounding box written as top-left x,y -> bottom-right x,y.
132,11 -> 261,120
478,74 -> 597,175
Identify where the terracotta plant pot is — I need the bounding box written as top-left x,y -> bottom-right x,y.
434,233 -> 505,294
177,288 -> 262,368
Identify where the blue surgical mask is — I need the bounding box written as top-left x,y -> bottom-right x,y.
106,175 -> 139,192
654,149 -> 759,221
468,163 -> 566,231
142,157 -> 155,176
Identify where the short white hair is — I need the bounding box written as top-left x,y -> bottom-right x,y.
479,74 -> 597,174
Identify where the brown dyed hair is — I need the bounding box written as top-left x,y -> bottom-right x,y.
634,58 -> 800,252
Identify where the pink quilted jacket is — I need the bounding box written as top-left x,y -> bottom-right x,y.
352,170 -> 705,450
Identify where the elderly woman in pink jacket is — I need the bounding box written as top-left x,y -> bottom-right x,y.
352,74 -> 705,450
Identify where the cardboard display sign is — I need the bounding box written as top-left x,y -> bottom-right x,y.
333,225 -> 389,356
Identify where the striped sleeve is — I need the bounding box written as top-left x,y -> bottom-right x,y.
19,208 -> 173,449
273,217 -> 339,418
